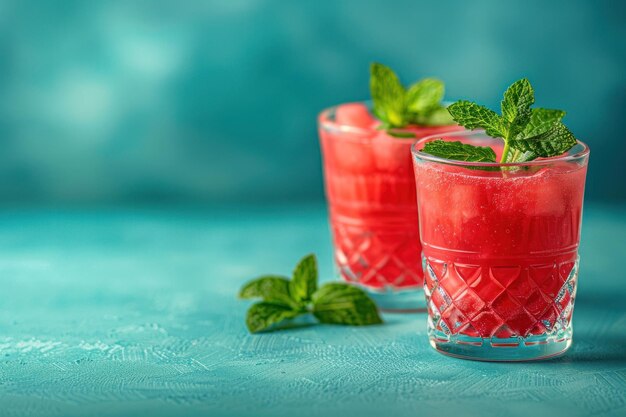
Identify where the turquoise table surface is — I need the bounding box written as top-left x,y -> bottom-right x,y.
1,204 -> 625,417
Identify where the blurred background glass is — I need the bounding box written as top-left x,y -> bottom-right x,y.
0,0 -> 623,205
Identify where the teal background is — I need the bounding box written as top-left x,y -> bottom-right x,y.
1,2 -> 626,416
0,0 -> 624,204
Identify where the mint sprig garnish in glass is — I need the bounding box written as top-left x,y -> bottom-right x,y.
318,63 -> 463,311
412,79 -> 589,361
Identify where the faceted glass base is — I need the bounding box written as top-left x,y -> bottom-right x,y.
362,285 -> 426,312
429,325 -> 572,361
423,254 -> 579,361
331,215 -> 424,290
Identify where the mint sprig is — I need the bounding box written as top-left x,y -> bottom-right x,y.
433,78 -> 577,164
289,253 -> 317,303
246,303 -> 302,334
406,77 -> 444,114
423,140 -> 496,162
239,275 -> 298,308
239,254 -> 382,333
370,63 -> 406,128
500,78 -> 534,140
443,101 -> 505,138
370,63 -> 453,136
312,283 -> 383,325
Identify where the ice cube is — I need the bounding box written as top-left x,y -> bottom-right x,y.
335,103 -> 377,129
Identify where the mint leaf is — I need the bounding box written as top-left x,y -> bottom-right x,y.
312,283 -> 382,326
507,108 -> 564,162
422,139 -> 497,162
501,78 -> 534,138
369,63 -> 452,131
409,105 -> 454,126
447,78 -> 577,163
239,275 -> 295,307
246,302 -> 303,333
370,63 -> 406,127
509,122 -> 577,158
406,78 -> 444,113
239,253 -> 384,333
506,149 -> 536,163
518,108 -> 565,139
386,129 -> 416,139
312,284 -> 382,325
448,101 -> 506,138
290,254 -> 317,303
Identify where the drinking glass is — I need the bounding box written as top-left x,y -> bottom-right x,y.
318,103 -> 462,310
412,130 -> 589,360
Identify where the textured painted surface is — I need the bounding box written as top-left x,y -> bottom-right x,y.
0,205 -> 625,417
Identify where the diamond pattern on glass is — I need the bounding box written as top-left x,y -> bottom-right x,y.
424,256 -> 578,344
331,219 -> 422,289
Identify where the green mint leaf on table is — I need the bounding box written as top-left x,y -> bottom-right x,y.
430,78 -> 578,164
246,302 -> 303,333
290,253 -> 317,303
239,254 -> 383,333
369,63 -> 452,136
312,283 -> 383,326
423,140 -> 496,162
239,275 -> 296,308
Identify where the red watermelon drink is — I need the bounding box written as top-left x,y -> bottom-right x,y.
412,79 -> 590,360
317,64 -> 462,311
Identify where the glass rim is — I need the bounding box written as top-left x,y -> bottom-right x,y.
411,129 -> 590,168
318,100 -> 457,137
